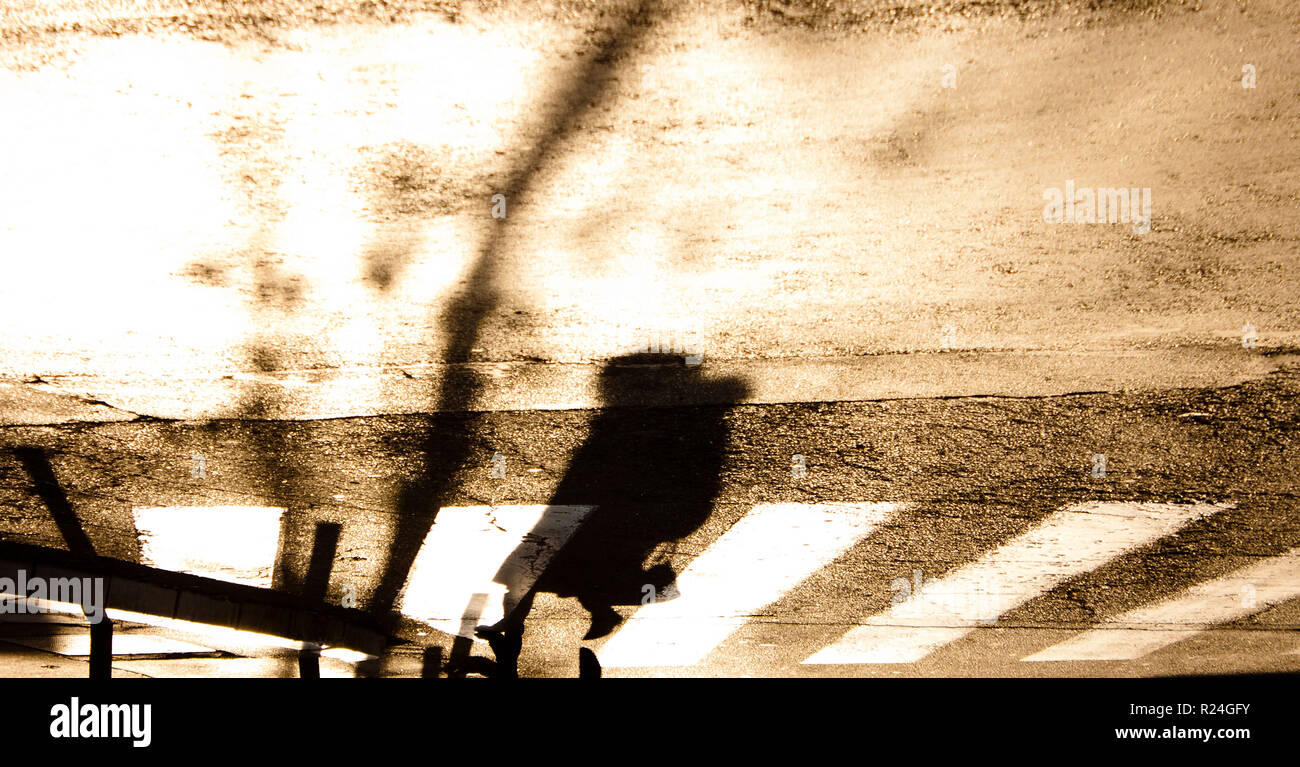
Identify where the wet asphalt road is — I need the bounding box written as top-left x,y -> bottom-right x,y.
0,366 -> 1297,677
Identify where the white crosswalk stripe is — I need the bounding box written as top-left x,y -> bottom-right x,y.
801,502 -> 1231,665
399,505 -> 595,639
1023,546 -> 1300,662
597,502 -> 903,668
133,506 -> 286,588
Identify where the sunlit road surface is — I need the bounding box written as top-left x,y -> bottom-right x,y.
1,367 -> 1296,677
1,0 -> 1299,414
2,0 -> 1299,676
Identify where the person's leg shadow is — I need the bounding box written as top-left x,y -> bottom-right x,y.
474,354 -> 749,677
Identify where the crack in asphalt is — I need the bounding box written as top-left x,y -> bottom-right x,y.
11,378 -> 156,423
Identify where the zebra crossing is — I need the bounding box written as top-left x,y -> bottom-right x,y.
122,498 -> 1300,675
1022,546 -> 1300,663
596,502 -> 900,667
801,502 -> 1228,666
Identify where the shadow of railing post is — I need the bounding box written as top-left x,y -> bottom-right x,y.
298,521 -> 341,678
13,446 -> 113,679
88,616 -> 113,680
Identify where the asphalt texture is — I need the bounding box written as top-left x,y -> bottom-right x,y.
1,364 -> 1296,677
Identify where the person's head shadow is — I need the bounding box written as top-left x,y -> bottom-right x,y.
594,352 -> 747,408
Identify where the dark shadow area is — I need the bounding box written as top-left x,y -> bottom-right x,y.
302,522 -> 342,601
421,645 -> 443,678
11,447 -> 112,679
298,521 -> 341,676
474,357 -> 749,676
88,618 -> 113,680
0,537 -> 388,669
578,647 -> 602,678
298,647 -> 321,678
13,447 -> 96,558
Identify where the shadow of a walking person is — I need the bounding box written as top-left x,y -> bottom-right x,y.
474,354 -> 749,677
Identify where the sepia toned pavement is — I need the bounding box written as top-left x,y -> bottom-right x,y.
2,0 -> 1299,677
1,363 -> 1296,677
2,0 -> 1299,398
